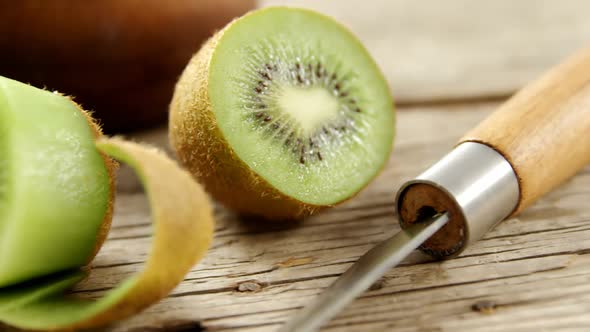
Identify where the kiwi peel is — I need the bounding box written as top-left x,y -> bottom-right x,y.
0,77 -> 214,330
170,7 -> 395,219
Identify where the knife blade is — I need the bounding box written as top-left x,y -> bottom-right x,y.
279,213 -> 449,332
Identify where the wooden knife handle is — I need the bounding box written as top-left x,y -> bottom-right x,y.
461,47 -> 590,215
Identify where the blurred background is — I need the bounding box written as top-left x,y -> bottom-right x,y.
1,0 -> 588,132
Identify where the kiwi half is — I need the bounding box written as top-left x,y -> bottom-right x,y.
170,7 -> 395,219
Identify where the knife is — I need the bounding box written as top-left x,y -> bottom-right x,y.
279,47 -> 590,332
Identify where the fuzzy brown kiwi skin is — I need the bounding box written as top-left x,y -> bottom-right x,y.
75,101 -> 118,262
170,30 -> 325,220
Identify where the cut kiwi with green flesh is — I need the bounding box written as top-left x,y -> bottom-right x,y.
0,77 -> 111,288
208,7 -> 394,205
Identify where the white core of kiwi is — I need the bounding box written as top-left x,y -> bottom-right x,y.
277,86 -> 340,134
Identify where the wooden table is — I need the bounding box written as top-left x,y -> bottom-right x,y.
74,1 -> 590,331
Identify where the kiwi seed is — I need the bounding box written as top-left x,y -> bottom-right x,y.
242,58 -> 369,166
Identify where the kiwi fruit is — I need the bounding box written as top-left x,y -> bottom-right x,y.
0,75 -> 115,287
0,76 -> 215,330
170,7 -> 395,219
0,75 -> 219,330
0,0 -> 255,132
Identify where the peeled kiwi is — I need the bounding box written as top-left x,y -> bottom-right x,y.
0,76 -> 214,330
170,7 -> 395,219
0,76 -> 115,287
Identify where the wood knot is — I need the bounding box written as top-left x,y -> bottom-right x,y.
369,277 -> 386,291
471,300 -> 497,314
236,280 -> 266,292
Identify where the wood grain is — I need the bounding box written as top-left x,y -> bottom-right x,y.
463,47 -> 590,214
260,0 -> 590,104
65,101 -> 590,331
83,3 -> 590,330
7,2 -> 588,331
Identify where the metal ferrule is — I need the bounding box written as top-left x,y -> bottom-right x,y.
396,142 -> 520,259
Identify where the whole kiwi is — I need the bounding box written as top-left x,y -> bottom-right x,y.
0,0 -> 255,132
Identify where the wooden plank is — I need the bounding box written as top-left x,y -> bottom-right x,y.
260,0 -> 590,104
3,3 -> 589,332
62,102 -> 590,331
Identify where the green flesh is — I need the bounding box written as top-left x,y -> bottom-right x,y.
0,76 -> 110,288
0,138 -> 147,330
0,78 -> 215,330
0,271 -> 138,330
0,136 -> 215,330
209,7 -> 395,205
